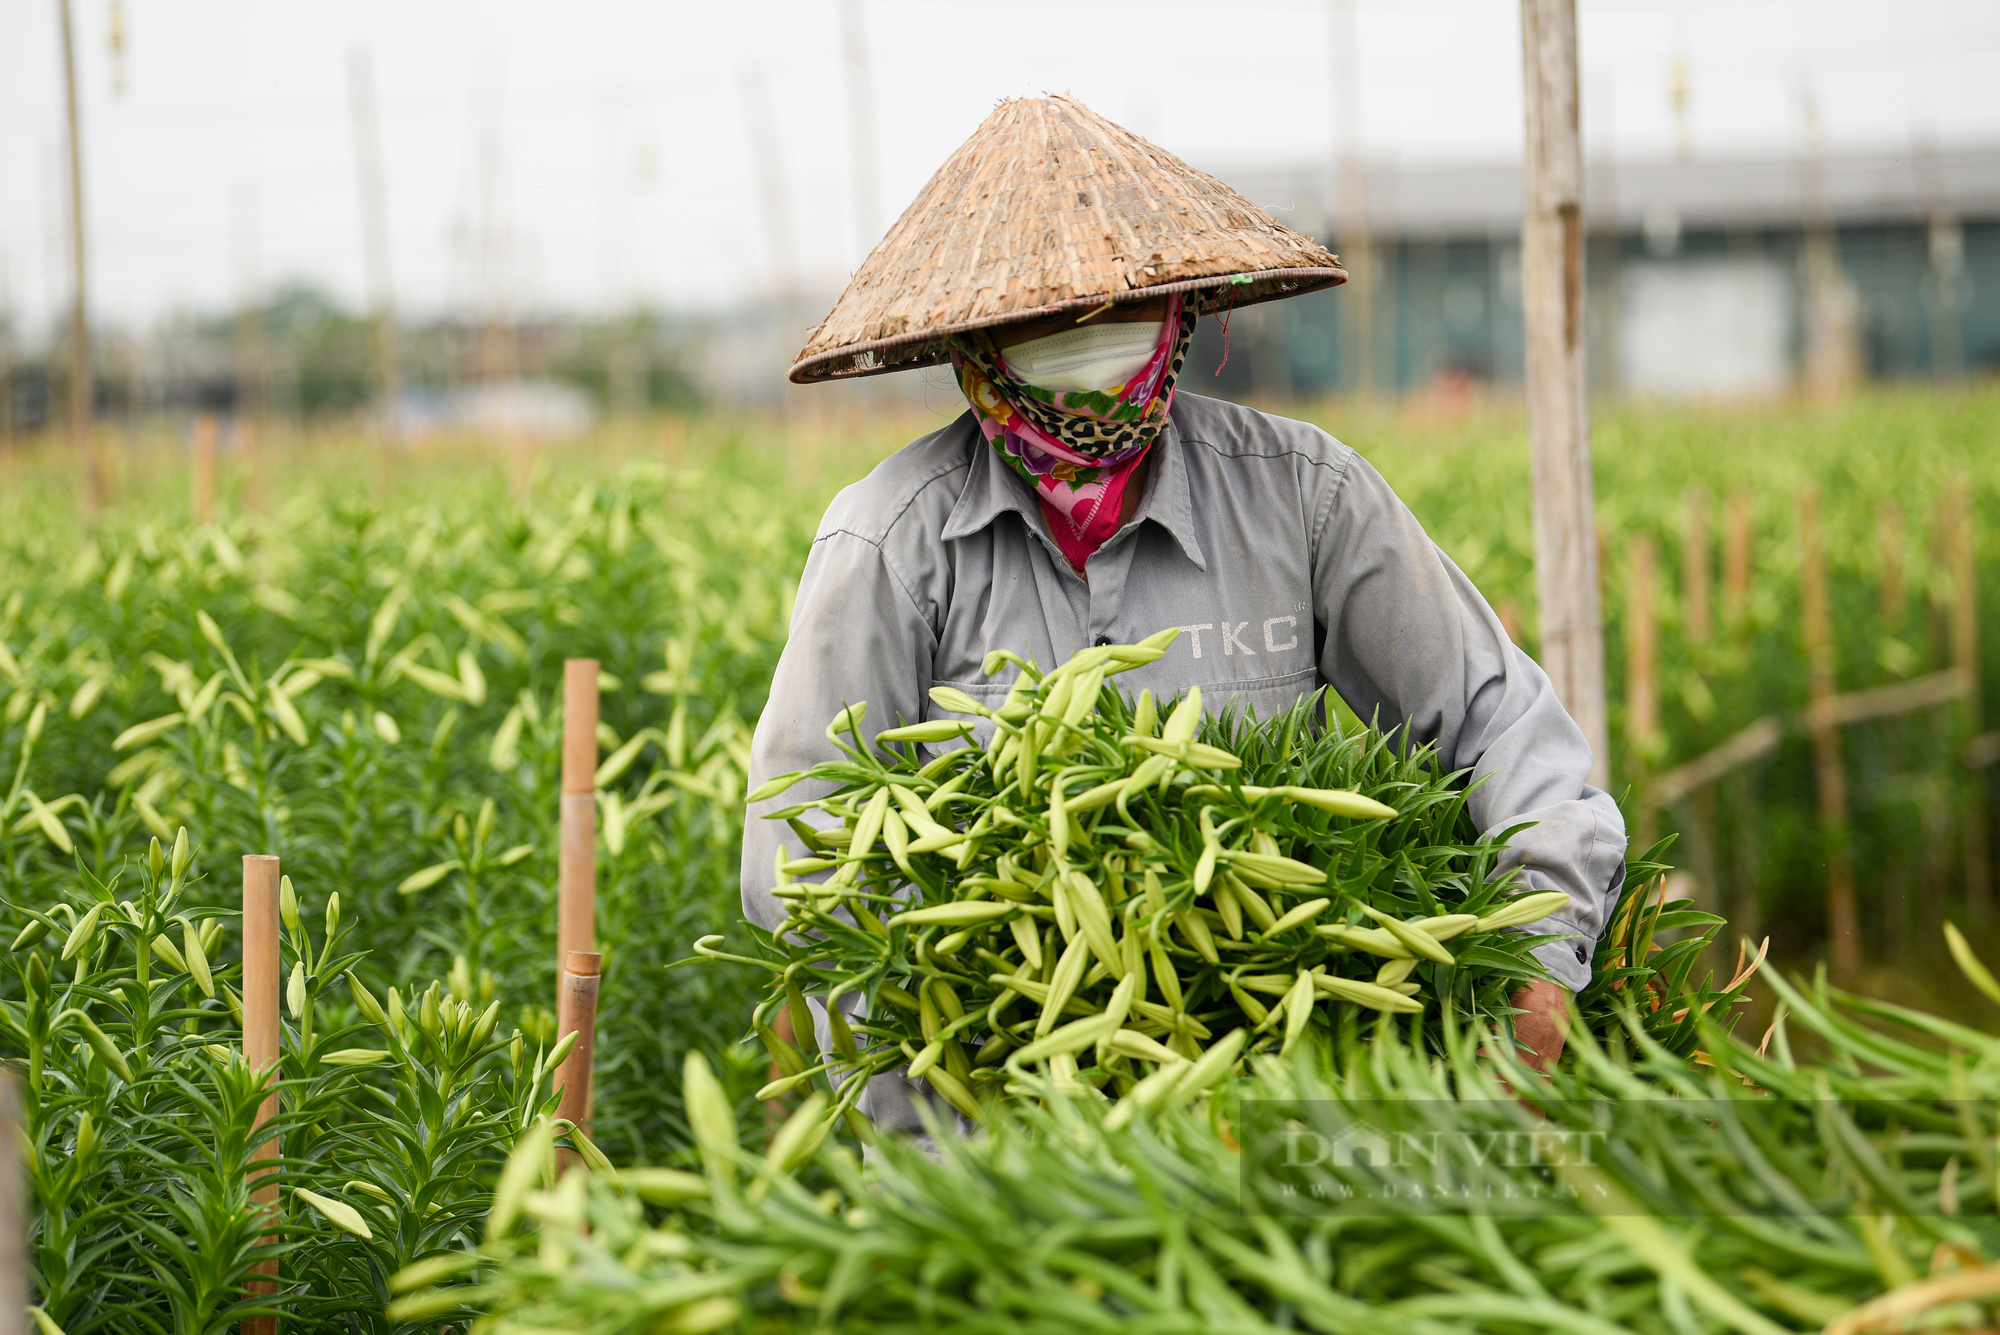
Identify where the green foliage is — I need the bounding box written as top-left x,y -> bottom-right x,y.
450,958 -> 2000,1334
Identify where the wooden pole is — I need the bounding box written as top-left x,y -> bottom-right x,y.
1626,533 -> 1659,848
1329,0 -> 1376,401
56,0 -> 102,513
1877,499 -> 1906,623
1945,478 -> 1990,920
1682,486 -> 1711,645
242,855 -> 282,1335
1520,0 -> 1608,789
0,1071 -> 23,1335
1626,534 -> 1659,753
1722,489 -> 1755,629
1798,487 -> 1859,975
241,417 -> 263,517
559,661 -> 599,985
191,412 -> 218,524
347,47 -> 403,450
554,950 -> 601,1169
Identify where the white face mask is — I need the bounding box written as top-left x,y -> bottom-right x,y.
1000,319 -> 1165,393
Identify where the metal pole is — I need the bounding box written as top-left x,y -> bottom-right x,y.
56,0 -> 102,512
1520,0 -> 1608,787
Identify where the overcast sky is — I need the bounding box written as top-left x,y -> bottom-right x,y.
2,0 -> 1996,334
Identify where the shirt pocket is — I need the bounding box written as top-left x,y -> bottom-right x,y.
1196,666 -> 1321,725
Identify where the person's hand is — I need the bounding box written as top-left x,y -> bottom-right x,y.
1507,978 -> 1571,1074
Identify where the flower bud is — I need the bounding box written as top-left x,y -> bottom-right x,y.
279,876 -> 301,937
147,837 -> 165,880
171,827 -> 192,879
23,700 -> 47,751
287,961 -> 307,1020
349,975 -> 388,1026
324,892 -> 340,944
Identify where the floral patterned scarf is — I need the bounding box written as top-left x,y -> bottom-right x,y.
949,294 -> 1197,573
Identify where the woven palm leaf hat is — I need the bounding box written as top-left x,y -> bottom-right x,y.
789,93 -> 1347,383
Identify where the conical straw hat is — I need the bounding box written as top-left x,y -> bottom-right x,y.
790,93 -> 1347,383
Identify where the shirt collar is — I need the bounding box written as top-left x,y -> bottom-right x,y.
939,407 -> 1208,571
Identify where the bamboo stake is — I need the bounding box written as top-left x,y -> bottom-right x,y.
191,412 -> 218,524
554,950 -> 601,1169
1945,477 -> 1990,920
241,417 -> 263,517
1626,533 -> 1659,849
56,0 -> 102,514
1682,487 -> 1711,645
0,1071 -> 22,1335
1878,499 -> 1905,623
1521,0 -> 1608,790
1722,490 -> 1754,629
1798,487 -> 1859,975
559,660 -> 599,985
1626,534 -> 1659,753
242,854 -> 282,1335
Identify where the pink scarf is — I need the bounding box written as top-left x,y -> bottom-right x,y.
949,295 -> 1196,573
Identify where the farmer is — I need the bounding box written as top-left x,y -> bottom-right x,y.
742,95 -> 1625,1137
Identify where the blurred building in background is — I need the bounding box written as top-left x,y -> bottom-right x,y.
1205,142 -> 2000,402
1,145 -> 1994,433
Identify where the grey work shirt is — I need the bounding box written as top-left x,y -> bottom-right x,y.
741,392 -> 1626,1135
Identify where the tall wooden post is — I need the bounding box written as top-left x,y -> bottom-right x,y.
191,413 -> 219,524
1520,0 -> 1607,788
1798,488 -> 1859,975
1945,478 -> 1990,919
1722,490 -> 1755,629
1626,534 -> 1659,847
1877,500 -> 1906,623
1682,487 -> 1711,645
242,855 -> 282,1335
559,661 -> 599,982
56,0 -> 103,513
554,950 -> 601,1170
0,1072 -> 23,1335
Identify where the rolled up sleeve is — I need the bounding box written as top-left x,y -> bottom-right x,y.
1311,450 -> 1626,991
742,528 -> 936,933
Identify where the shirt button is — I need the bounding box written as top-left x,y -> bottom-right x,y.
1093,635 -> 1112,647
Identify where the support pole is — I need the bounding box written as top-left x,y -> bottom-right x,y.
1945,478 -> 1990,920
554,950 -> 601,1169
1520,0 -> 1607,788
1878,499 -> 1906,623
559,661 -> 599,987
56,0 -> 102,513
0,1072 -> 22,1335
1722,490 -> 1755,630
347,47 -> 402,447
191,412 -> 218,524
242,855 -> 282,1335
1798,487 -> 1858,976
1626,533 -> 1659,849
1329,0 -> 1375,401
1682,487 -> 1711,645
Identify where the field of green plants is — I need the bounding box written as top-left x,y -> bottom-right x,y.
0,384 -> 1995,1332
